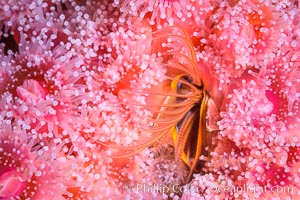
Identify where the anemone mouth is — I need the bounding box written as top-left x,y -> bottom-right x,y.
0,167 -> 26,198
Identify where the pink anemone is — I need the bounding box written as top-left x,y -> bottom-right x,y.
0,124 -> 78,199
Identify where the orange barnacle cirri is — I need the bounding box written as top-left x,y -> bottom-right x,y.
99,26 -> 220,183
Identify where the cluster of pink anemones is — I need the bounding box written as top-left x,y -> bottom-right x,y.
0,0 -> 99,199
1,0 -> 300,199
180,1 -> 300,199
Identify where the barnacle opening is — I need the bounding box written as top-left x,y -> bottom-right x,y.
98,25 -> 218,185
